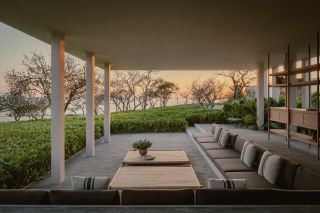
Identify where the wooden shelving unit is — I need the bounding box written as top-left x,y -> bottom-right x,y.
267,33 -> 320,160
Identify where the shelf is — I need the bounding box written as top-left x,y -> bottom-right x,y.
291,64 -> 319,75
269,84 -> 287,87
269,71 -> 288,76
291,131 -> 318,146
270,129 -> 288,137
290,80 -> 318,87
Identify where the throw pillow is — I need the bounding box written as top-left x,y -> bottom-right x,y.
71,176 -> 110,190
212,126 -> 222,143
240,141 -> 257,167
207,178 -> 247,189
211,124 -> 217,134
258,151 -> 282,184
218,130 -> 231,147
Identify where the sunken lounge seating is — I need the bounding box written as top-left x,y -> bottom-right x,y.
193,124 -> 320,190
1,188 -> 320,205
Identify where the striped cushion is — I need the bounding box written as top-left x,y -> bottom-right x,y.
258,151 -> 282,184
240,141 -> 257,167
212,126 -> 222,143
207,178 -> 247,189
218,131 -> 230,147
71,176 -> 110,190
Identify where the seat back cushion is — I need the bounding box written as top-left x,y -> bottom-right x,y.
212,126 -> 223,143
218,131 -> 231,147
50,190 -> 120,205
207,178 -> 247,189
275,157 -> 299,189
233,136 -> 248,153
0,189 -> 50,205
258,151 -> 282,184
196,189 -> 320,205
294,166 -> 320,190
240,141 -> 257,167
229,132 -> 238,147
121,189 -> 194,205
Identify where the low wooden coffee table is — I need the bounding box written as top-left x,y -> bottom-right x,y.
122,150 -> 190,166
109,166 -> 201,190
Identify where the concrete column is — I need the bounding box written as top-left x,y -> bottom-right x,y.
50,32 -> 65,184
301,59 -> 310,108
104,63 -> 111,143
256,63 -> 265,130
86,53 -> 95,156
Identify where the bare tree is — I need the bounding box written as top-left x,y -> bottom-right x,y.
218,70 -> 256,99
180,90 -> 191,104
190,78 -> 226,108
154,79 -> 179,107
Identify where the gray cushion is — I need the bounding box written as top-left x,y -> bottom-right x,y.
233,136 -> 248,153
294,166 -> 320,190
196,136 -> 214,143
225,172 -> 274,189
258,151 -> 282,184
193,132 -> 212,139
214,158 -> 256,174
121,189 -> 194,205
50,190 -> 120,205
207,178 -> 247,189
229,132 -> 238,147
240,141 -> 257,168
212,126 -> 223,143
200,142 -> 224,150
275,157 -> 299,189
218,131 -> 231,147
0,189 -> 50,205
211,124 -> 217,134
206,149 -> 240,159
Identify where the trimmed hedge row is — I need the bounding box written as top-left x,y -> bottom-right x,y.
0,105 -> 225,188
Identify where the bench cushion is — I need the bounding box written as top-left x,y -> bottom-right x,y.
275,157 -> 299,189
233,136 -> 248,153
50,190 -> 120,205
206,149 -> 240,159
121,189 -> 194,205
225,172 -> 274,189
214,158 -> 256,174
193,132 -> 212,139
200,142 -> 224,150
0,189 -> 50,205
196,136 -> 214,143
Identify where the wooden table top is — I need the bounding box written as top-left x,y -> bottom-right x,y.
122,150 -> 190,165
109,166 -> 201,190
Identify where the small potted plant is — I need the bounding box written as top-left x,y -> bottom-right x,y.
132,139 -> 152,156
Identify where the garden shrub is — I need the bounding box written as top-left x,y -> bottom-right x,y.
0,105 -> 226,188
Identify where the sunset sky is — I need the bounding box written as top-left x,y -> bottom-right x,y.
0,22 -> 246,94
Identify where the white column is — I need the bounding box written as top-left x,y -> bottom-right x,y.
256,63 -> 265,130
51,32 -> 65,184
104,63 -> 111,143
86,53 -> 95,156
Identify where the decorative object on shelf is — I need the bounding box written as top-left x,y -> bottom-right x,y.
132,139 -> 152,156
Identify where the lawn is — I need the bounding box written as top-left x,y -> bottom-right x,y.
0,105 -> 225,188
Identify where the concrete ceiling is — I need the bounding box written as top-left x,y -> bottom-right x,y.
0,0 -> 320,70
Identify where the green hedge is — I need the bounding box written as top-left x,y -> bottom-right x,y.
0,105 -> 225,188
